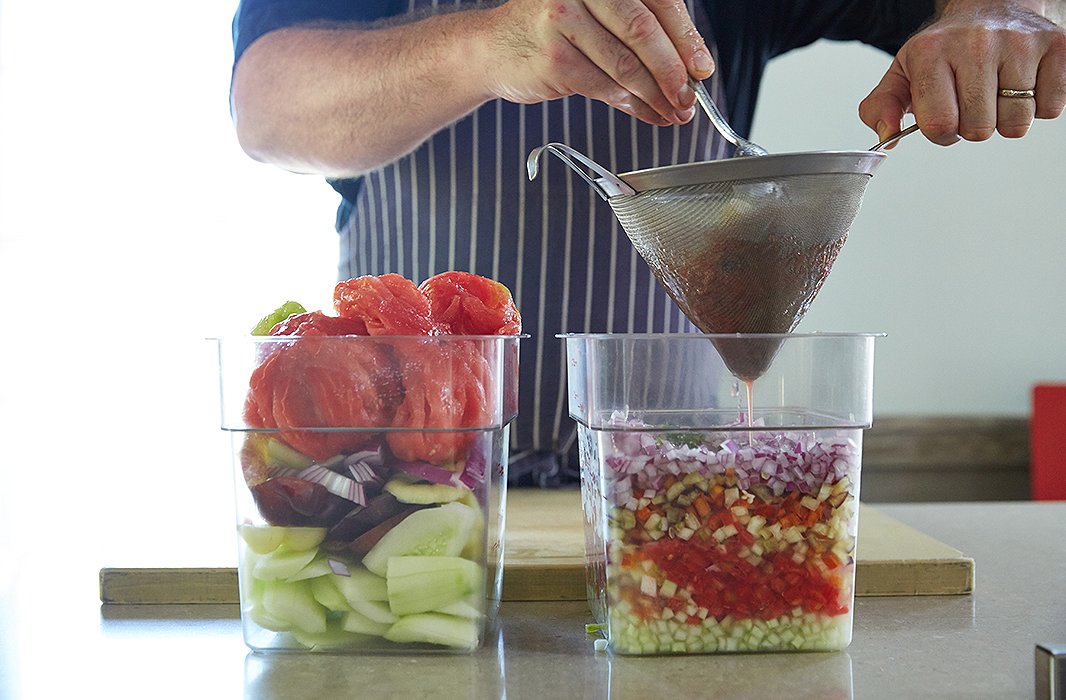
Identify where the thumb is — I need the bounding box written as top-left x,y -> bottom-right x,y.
859,60 -> 911,144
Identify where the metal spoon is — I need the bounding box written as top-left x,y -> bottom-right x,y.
870,123 -> 920,151
690,78 -> 769,157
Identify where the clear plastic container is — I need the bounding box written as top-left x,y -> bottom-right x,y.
561,333 -> 879,655
213,335 -> 520,653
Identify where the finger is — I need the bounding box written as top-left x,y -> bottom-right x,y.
642,0 -> 714,82
565,48 -> 675,126
858,58 -> 910,143
996,62 -> 1038,139
583,0 -> 692,111
907,56 -> 962,146
952,47 -> 998,141
1034,34 -> 1066,119
552,5 -> 686,124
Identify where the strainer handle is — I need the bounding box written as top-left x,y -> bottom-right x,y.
527,143 -> 637,200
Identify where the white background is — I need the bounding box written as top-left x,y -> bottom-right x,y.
0,3 -> 1062,587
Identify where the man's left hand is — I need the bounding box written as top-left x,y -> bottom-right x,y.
860,0 -> 1066,145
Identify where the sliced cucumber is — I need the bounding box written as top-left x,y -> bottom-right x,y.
386,556 -> 481,616
245,603 -> 293,633
265,437 -> 314,470
341,610 -> 392,637
350,599 -> 397,625
385,478 -> 465,505
362,502 -> 476,576
260,580 -> 327,635
239,525 -> 285,555
309,575 -> 353,613
252,545 -> 319,581
435,595 -> 483,620
384,613 -> 479,650
240,525 -> 325,555
292,618 -> 372,650
330,567 -> 388,604
287,556 -> 334,582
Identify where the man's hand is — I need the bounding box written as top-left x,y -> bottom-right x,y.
482,0 -> 714,126
859,1 -> 1066,145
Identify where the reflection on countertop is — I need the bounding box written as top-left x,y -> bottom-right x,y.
1,502 -> 1063,700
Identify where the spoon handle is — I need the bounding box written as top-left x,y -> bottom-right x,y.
690,79 -> 769,157
870,123 -> 921,151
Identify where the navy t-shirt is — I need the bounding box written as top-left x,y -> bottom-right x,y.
230,0 -> 932,485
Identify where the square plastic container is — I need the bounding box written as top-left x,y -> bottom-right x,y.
213,334 -> 520,653
562,333 -> 879,655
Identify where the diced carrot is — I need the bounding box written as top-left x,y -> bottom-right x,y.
822,552 -> 842,569
635,506 -> 652,523
693,495 -> 712,519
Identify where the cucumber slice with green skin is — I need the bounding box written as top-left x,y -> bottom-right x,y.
330,567 -> 388,604
385,479 -> 466,505
350,599 -> 397,625
362,502 -> 476,577
386,556 -> 481,616
252,545 -> 319,581
260,580 -> 327,635
310,575 -> 353,613
252,301 -> 307,336
384,613 -> 479,650
240,525 -> 326,555
341,610 -> 392,636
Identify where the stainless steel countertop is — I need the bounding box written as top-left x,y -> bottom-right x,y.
2,501 -> 1063,699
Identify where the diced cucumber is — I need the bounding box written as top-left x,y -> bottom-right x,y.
362,502 -> 476,576
386,556 -> 481,616
341,610 -> 392,636
330,567 -> 388,604
350,599 -> 397,625
385,478 -> 465,505
309,575 -> 353,613
252,545 -> 319,581
260,580 -> 326,635
384,613 -> 479,650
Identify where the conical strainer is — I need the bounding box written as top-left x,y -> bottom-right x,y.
527,143 -> 890,381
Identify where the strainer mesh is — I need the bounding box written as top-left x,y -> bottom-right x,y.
609,172 -> 873,378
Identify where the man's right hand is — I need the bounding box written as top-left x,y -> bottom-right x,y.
481,0 -> 714,126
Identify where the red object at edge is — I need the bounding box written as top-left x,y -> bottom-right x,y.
1031,384 -> 1066,501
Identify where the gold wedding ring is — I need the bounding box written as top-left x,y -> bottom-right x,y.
998,88 -> 1036,98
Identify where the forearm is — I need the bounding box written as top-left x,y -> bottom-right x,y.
231,10 -> 498,178
935,0 -> 1066,24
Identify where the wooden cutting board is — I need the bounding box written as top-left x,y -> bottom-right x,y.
99,489 -> 973,605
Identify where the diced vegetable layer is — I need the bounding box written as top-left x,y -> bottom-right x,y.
590,425 -> 861,655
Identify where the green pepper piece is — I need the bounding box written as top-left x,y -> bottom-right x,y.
251,301 -> 307,336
